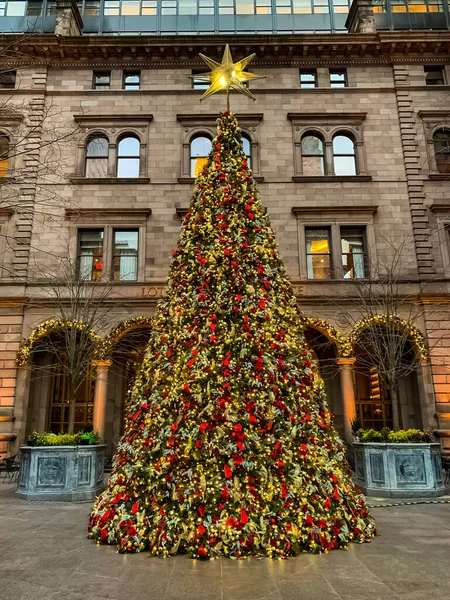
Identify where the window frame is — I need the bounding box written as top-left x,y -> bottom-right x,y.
177,114 -> 263,181
293,207 -> 376,280
77,228 -> 105,281
432,128 -> 450,174
299,69 -> 318,88
332,133 -> 358,176
305,226 -> 333,280
123,70 -> 141,90
92,71 -> 111,90
0,133 -> 10,178
69,215 -> 149,282
339,225 -> 368,280
116,134 -> 141,178
189,133 -> 213,178
424,65 -> 446,86
112,228 -> 140,282
301,132 -> 326,176
0,70 -> 16,90
288,113 -> 368,181
84,134 -> 109,178
329,68 -> 348,88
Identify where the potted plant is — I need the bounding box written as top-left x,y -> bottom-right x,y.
17,428 -> 105,501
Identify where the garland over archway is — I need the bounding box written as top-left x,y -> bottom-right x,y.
299,315 -> 348,355
96,316 -> 153,360
347,315 -> 428,361
17,319 -> 102,367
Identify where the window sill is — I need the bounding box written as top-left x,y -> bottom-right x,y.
69,177 -> 151,184
428,174 -> 450,181
292,175 -> 372,183
178,175 -> 264,184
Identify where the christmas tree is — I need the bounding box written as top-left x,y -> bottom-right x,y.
88,111 -> 375,558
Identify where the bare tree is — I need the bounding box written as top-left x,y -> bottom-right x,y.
25,256 -> 122,433
327,236 -> 448,430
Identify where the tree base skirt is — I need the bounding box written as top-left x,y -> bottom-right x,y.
352,442 -> 445,498
16,445 -> 106,502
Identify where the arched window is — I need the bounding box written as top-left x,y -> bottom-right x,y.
85,135 -> 108,178
0,135 -> 9,177
301,134 -> 325,175
117,136 -> 140,178
333,134 -> 357,176
433,129 -> 450,174
190,135 -> 212,177
242,134 -> 252,169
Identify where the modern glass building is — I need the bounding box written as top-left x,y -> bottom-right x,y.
1,0 -> 450,34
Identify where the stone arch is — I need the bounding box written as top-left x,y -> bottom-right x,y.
97,316 -> 153,360
17,319 -> 101,366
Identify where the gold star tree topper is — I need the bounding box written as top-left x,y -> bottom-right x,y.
191,44 -> 264,110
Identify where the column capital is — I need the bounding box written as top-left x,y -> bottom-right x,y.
91,360 -> 112,369
336,357 -> 356,366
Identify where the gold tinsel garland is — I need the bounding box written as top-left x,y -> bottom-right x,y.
94,317 -> 154,359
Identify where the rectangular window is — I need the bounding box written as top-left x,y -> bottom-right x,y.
113,230 -> 139,281
122,0 -> 140,14
256,0 -> 271,13
330,68 -> 347,88
199,0 -> 214,14
340,227 -> 367,279
191,69 -> 209,89
142,0 -> 157,14
123,71 -> 141,90
161,0 -> 177,13
77,230 -> 104,281
6,1 -> 26,15
305,228 -> 331,279
93,71 -> 111,90
424,65 -> 446,86
0,70 -> 16,89
104,0 -> 120,14
27,0 -> 44,15
300,69 -> 317,88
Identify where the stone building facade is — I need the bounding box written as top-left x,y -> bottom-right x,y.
1,0 -> 450,458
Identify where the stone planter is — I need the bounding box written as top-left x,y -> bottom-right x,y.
353,442 -> 445,498
16,444 -> 106,502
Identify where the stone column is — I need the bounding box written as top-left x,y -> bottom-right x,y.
337,357 -> 357,442
92,360 -> 111,440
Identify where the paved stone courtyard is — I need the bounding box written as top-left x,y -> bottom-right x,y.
1,482 -> 449,600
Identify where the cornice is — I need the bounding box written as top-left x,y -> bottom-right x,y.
65,208 -> 152,218
288,112 -> 367,122
1,31 -> 450,66
73,114 -> 153,123
292,205 -> 378,215
177,113 -> 263,124
429,203 -> 450,213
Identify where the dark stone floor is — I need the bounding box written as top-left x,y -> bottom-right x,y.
1,482 -> 449,600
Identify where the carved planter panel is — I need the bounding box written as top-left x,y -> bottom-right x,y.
352,442 -> 444,498
16,445 -> 106,502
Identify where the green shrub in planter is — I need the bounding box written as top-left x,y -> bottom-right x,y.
29,430 -> 103,447
356,427 -> 434,443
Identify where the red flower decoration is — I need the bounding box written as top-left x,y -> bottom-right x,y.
224,465 -> 232,479
131,501 -> 139,514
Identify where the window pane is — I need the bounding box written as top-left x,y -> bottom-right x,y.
191,157 -> 208,177
306,228 -> 331,279
333,135 -> 354,154
27,1 -> 43,16
93,72 -> 110,89
334,156 -> 356,176
78,230 -> 103,280
434,130 -> 450,173
236,0 -> 255,13
424,66 -> 445,85
300,70 -> 317,88
0,70 -> 16,89
302,155 -> 324,176
242,136 -> 251,166
86,158 -> 108,178
341,228 -> 366,278
190,136 -> 212,158
7,1 -> 26,15
0,136 -> 8,177
114,230 -> 138,281
122,0 -> 140,14
87,137 -> 108,157
330,69 -> 347,87
192,70 -> 209,89
117,158 -> 140,178
118,137 -> 140,157
124,71 -> 140,89
302,135 -> 323,155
